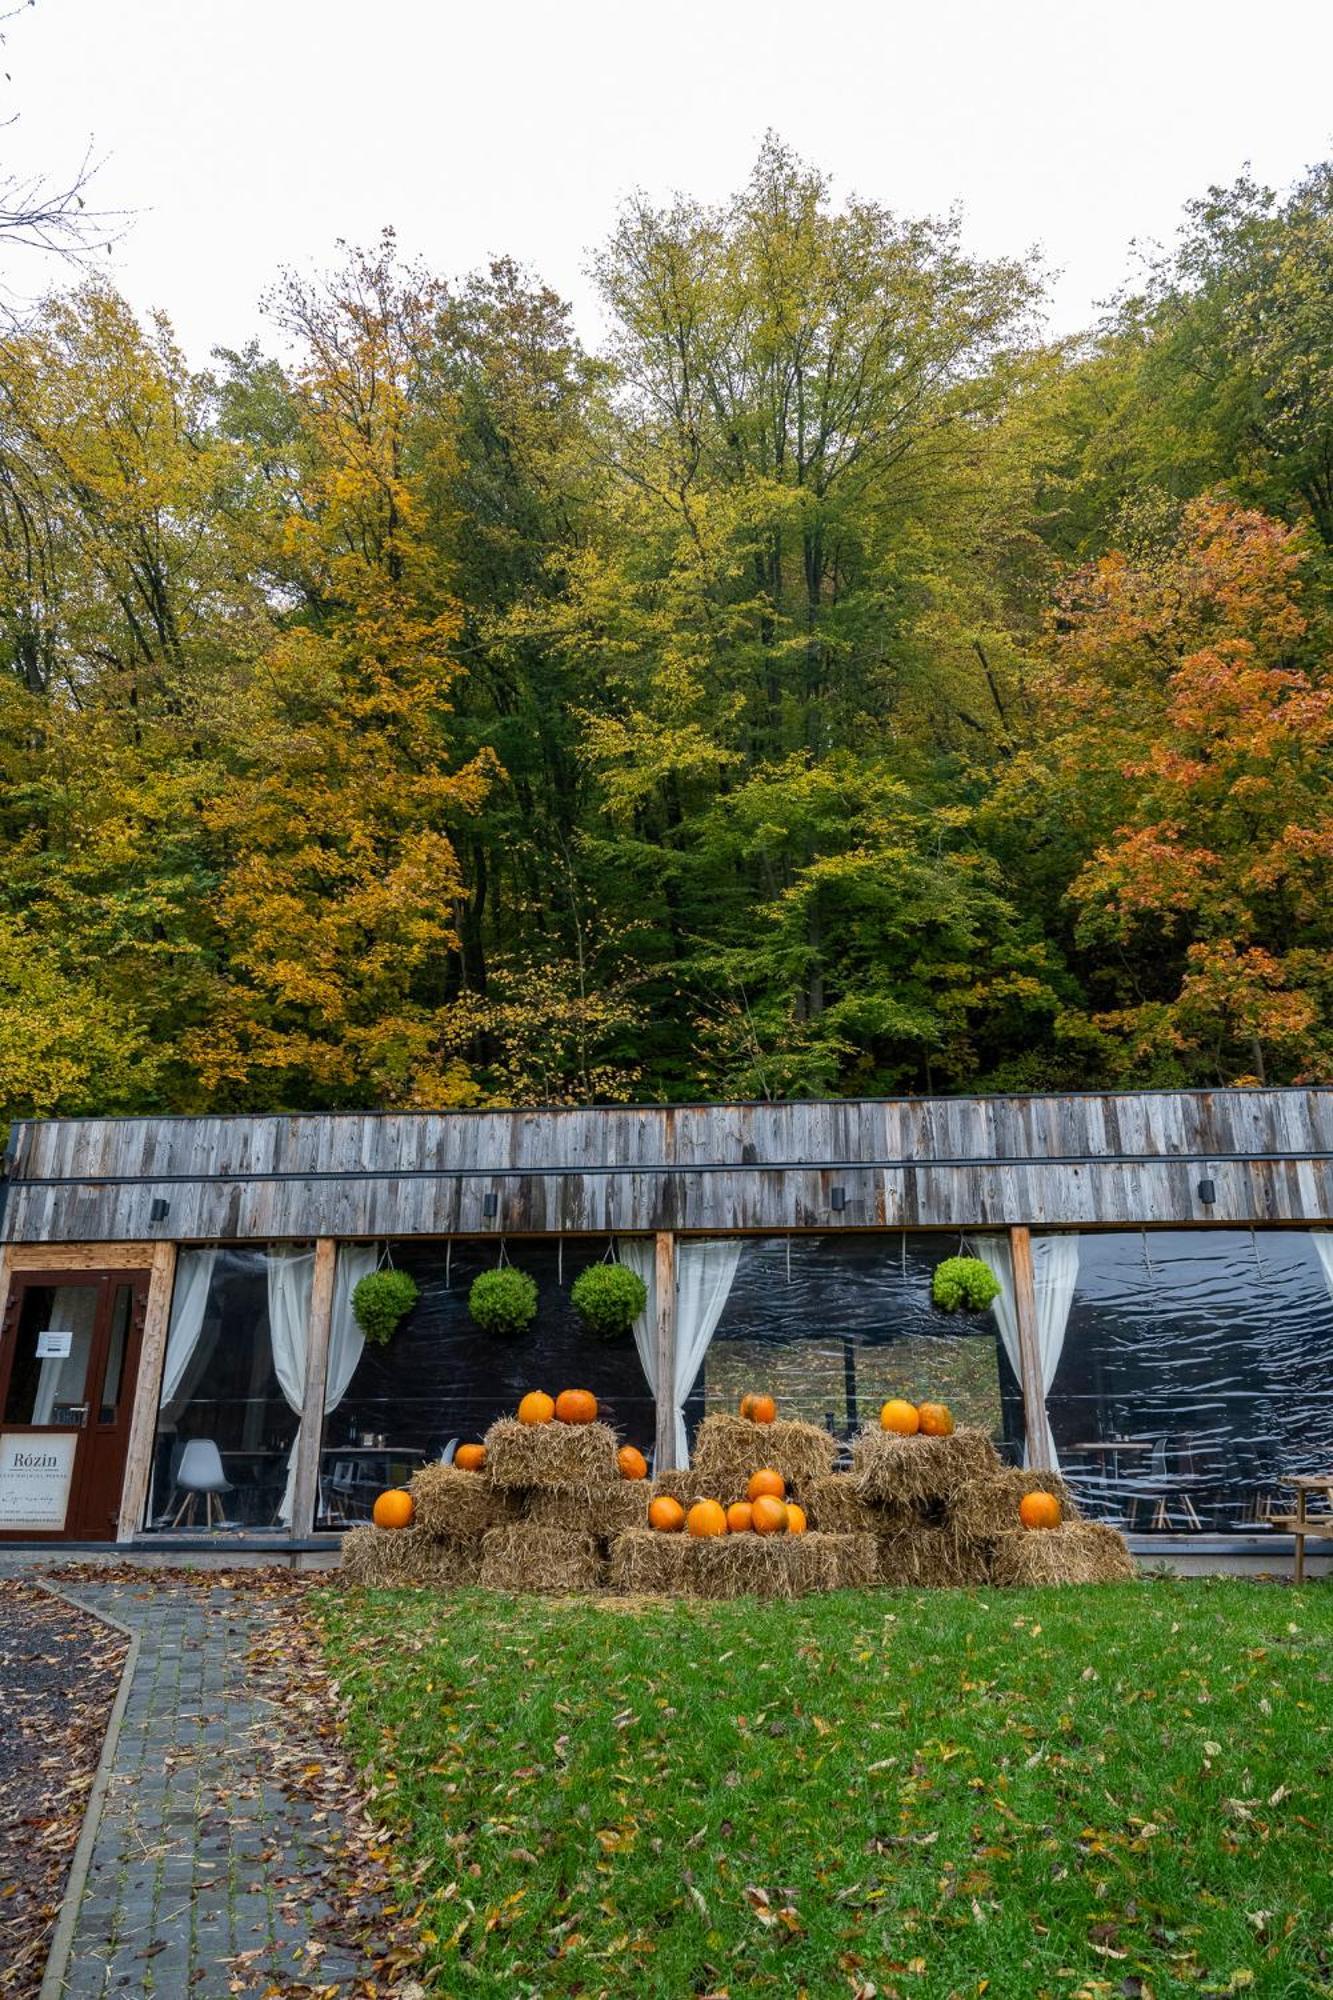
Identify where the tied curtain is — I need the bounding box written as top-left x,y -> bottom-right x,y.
158,1248 -> 220,1423
611,1237 -> 742,1468
273,1244 -> 374,1526
968,1233 -> 1080,1469
1313,1231 -> 1333,1308
673,1241 -> 742,1468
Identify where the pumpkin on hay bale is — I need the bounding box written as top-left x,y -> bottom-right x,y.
340,1524 -> 482,1588
608,1528 -> 877,1599
876,1522 -> 991,1589
524,1485 -> 649,1537
689,1412 -> 837,1499
990,1520 -> 1136,1587
409,1462 -> 519,1539
947,1469 -> 1080,1544
479,1524 -> 606,1594
851,1424 -> 1000,1506
484,1415 -> 621,1495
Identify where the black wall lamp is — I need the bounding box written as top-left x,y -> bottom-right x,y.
830,1185 -> 847,1212
1197,1178 -> 1217,1205
149,1197 -> 170,1222
482,1191 -> 499,1218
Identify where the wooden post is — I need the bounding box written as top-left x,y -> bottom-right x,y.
117,1240 -> 178,1541
653,1230 -> 677,1472
289,1237 -> 337,1539
1009,1226 -> 1051,1470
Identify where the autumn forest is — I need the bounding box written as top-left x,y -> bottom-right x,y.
2,138 -> 1331,1123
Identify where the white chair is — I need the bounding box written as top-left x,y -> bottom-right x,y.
169,1439 -> 234,1529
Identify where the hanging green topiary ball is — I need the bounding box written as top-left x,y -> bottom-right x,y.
931,1255 -> 1002,1314
468,1266 -> 538,1337
570,1262 -> 648,1340
351,1268 -> 420,1345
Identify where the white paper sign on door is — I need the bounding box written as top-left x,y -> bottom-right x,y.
0,1430 -> 78,1529
36,1330 -> 73,1359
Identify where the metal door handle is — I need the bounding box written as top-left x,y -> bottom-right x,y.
64,1403 -> 90,1427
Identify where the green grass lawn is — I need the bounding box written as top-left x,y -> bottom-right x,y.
314,1580 -> 1333,1999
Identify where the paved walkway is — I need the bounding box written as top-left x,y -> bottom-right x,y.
35,1577 -> 373,1998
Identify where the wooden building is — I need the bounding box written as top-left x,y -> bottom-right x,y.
2,1088 -> 1331,1553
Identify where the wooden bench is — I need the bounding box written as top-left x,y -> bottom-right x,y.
1270,1475 -> 1333,1583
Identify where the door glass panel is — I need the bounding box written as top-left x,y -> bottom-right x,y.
99,1287 -> 133,1423
3,1285 -> 98,1425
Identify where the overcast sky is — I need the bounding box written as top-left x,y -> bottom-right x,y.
6,0 -> 1332,363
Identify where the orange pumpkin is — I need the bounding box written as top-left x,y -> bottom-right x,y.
518,1390 -> 555,1426
739,1392 -> 777,1424
751,1493 -> 788,1535
785,1503 -> 807,1535
917,1402 -> 954,1437
687,1498 -> 729,1538
1019,1489 -> 1062,1530
879,1398 -> 921,1436
372,1488 -> 414,1530
618,1445 -> 648,1481
454,1443 -> 487,1472
747,1467 -> 785,1502
648,1495 -> 685,1533
725,1500 -> 754,1533
554,1388 -> 599,1425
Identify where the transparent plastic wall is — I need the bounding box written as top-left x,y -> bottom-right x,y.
691,1233 -> 1025,1463
1046,1230 -> 1333,1533
317,1239 -> 657,1527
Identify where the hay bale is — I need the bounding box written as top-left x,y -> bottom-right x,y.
607,1530 -> 875,1599
483,1417 -> 620,1496
689,1414 -> 837,1499
524,1486 -> 649,1537
948,1469 -> 1081,1544
339,1525 -> 481,1588
876,1523 -> 990,1589
990,1521 -> 1137,1587
651,1470 -> 712,1508
410,1462 -> 519,1539
479,1524 -> 605,1594
805,1474 -> 903,1536
851,1425 -> 1000,1506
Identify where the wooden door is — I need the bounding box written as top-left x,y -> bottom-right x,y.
0,1269 -> 150,1539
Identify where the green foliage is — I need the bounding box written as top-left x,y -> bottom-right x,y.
931,1255 -> 1002,1313
569,1261 -> 648,1340
350,1268 -> 420,1346
467,1266 -> 538,1338
316,1580 -> 1333,1996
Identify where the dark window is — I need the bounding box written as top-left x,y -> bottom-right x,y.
1048,1230 -> 1333,1533
695,1234 -> 1025,1462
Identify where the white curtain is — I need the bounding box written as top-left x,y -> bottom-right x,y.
327,1245 -> 374,1421
268,1247 -> 316,1526
1031,1235 -> 1080,1470
614,1237 -> 659,1411
672,1240 -> 742,1468
158,1248 -> 219,1422
32,1285 -> 100,1425
966,1232 -> 1079,1469
1313,1230 -> 1333,1307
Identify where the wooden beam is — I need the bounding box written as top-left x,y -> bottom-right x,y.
116,1241 -> 177,1541
653,1231 -> 676,1472
1009,1226 -> 1051,1470
288,1238 -> 337,1538
9,1241 -> 161,1270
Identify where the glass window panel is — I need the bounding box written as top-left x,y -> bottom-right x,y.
1047,1229 -> 1333,1533
145,1249 -> 307,1531
696,1234 -> 1025,1463
99,1286 -> 132,1423
318,1241 -> 657,1527
4,1285 -> 98,1425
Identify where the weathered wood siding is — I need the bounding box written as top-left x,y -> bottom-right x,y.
3,1090 -> 1332,1244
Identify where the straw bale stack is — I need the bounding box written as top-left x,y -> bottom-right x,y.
689,1414 -> 837,1499
875,1522 -> 990,1589
524,1485 -> 649,1538
851,1425 -> 1000,1505
410,1462 -> 520,1538
479,1524 -> 605,1594
608,1529 -> 876,1599
340,1524 -> 482,1588
947,1469 -> 1080,1546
